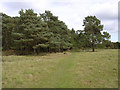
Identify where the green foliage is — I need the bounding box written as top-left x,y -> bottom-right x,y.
2,9 -> 73,54
83,16 -> 110,52
2,13 -> 15,50
2,9 -> 113,54
40,10 -> 71,52
111,42 -> 120,49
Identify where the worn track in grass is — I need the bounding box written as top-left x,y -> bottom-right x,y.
2,49 -> 118,88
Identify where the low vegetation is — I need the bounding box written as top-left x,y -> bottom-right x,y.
2,49 -> 118,88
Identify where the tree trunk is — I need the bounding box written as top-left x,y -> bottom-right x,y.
92,43 -> 95,52
58,45 -> 60,52
87,48 -> 89,52
48,47 -> 50,53
34,48 -> 36,55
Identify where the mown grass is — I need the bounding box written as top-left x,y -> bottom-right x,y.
2,49 -> 118,88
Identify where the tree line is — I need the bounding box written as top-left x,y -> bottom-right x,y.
1,9 -> 119,55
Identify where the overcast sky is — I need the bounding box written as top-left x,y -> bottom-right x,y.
0,0 -> 119,42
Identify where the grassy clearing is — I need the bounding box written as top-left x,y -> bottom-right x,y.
2,49 -> 118,88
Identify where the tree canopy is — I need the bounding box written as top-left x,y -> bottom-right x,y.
83,16 -> 111,52
1,9 -> 116,54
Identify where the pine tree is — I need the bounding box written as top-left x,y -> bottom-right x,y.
2,13 -> 15,50
40,10 -> 72,52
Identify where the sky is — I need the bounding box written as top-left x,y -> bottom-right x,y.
0,0 -> 119,42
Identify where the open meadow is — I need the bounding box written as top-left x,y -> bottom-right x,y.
2,49 -> 118,88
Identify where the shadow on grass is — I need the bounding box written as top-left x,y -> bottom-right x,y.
2,50 -> 48,56
70,49 -> 98,52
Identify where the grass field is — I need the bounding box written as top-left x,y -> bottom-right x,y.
2,49 -> 118,88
